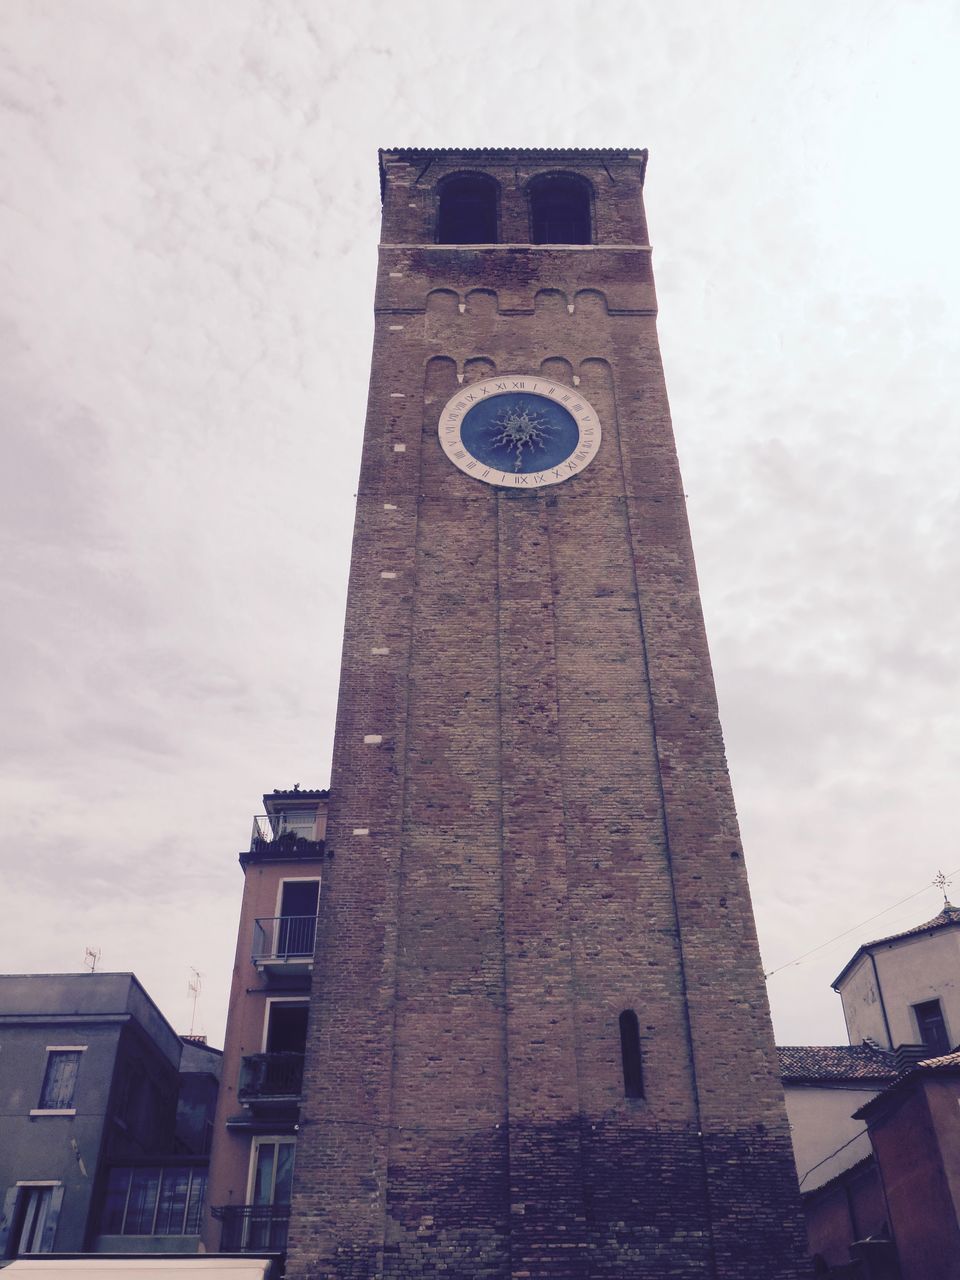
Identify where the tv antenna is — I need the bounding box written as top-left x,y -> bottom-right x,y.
187,968 -> 203,1036
83,946 -> 101,973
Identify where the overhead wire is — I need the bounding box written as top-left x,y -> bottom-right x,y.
765,866 -> 960,980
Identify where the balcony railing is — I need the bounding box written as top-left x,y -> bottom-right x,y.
238,1052 -> 304,1101
248,814 -> 323,861
252,915 -> 317,965
214,1204 -> 290,1253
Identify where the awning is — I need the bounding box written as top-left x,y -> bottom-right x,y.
1,1260 -> 272,1280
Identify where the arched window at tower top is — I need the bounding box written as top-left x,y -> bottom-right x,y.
437,173 -> 499,245
529,173 -> 593,245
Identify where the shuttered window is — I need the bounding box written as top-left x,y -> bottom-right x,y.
38,1050 -> 82,1109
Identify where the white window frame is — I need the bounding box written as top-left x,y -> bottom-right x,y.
11,1182 -> 63,1255
261,997 -> 310,1053
30,1046 -> 87,1116
273,877 -> 321,918
246,1136 -> 297,1204
238,1136 -> 296,1251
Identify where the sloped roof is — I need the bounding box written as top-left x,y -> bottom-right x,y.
267,787 -> 329,800
380,147 -> 646,159
778,1044 -> 899,1083
832,902 -> 960,989
912,1048 -> 960,1071
853,1048 -> 960,1119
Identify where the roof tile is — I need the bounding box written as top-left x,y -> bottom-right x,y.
779,1044 -> 899,1082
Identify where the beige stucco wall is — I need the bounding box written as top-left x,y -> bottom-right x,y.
839,928 -> 960,1049
840,954 -> 888,1047
784,1082 -> 878,1192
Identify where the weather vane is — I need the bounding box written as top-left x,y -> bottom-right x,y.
934,869 -> 952,904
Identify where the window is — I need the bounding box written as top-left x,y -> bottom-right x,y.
4,1185 -> 63,1256
245,1138 -> 295,1250
529,174 -> 592,244
35,1048 -> 83,1111
272,810 -> 317,840
275,879 -> 320,959
251,1138 -> 295,1209
100,1166 -> 207,1237
619,1010 -> 644,1099
437,174 -> 498,244
914,998 -> 950,1055
264,999 -> 308,1055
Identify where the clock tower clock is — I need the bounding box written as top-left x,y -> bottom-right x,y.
286,150 -> 806,1280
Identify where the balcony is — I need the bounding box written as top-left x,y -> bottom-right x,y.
214,1204 -> 290,1253
252,915 -> 317,976
238,1052 -> 304,1105
244,814 -> 324,866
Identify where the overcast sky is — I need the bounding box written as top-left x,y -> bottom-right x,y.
2,0 -> 958,1049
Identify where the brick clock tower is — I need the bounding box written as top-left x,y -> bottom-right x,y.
287,149 -> 806,1279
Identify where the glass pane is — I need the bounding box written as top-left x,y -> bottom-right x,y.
184,1171 -> 206,1235
124,1168 -> 160,1234
252,1144 -> 276,1205
278,812 -> 315,838
274,1143 -> 295,1206
156,1167 -> 189,1234
101,1168 -> 130,1234
246,1210 -> 271,1251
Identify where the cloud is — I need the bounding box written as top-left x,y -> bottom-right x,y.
1,0 -> 958,1050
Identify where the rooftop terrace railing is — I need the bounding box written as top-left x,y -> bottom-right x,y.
248,814 -> 323,861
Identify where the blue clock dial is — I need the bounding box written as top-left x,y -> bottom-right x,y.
438,376 -> 602,489
460,393 -> 580,474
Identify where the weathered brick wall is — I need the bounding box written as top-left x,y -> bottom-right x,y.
287,149 -> 807,1279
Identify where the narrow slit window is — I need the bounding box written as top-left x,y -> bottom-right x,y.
437,174 -> 498,245
619,1009 -> 644,1099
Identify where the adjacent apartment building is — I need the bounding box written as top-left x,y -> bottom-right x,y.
0,972 -> 220,1259
203,788 -> 326,1257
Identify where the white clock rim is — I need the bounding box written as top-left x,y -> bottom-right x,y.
437,375 -> 602,488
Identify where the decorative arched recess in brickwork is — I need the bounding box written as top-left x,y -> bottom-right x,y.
579,356 -> 612,384
528,172 -> 593,245
540,356 -> 574,383
464,288 -> 497,318
573,289 -> 609,318
579,357 -> 613,402
534,288 -> 568,316
464,356 -> 496,384
423,355 -> 458,404
426,288 -> 459,315
619,1009 -> 644,1099
437,172 -> 499,245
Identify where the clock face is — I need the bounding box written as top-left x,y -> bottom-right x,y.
438,375 -> 601,488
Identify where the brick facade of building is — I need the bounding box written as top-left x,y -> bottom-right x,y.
286,148 -> 807,1279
